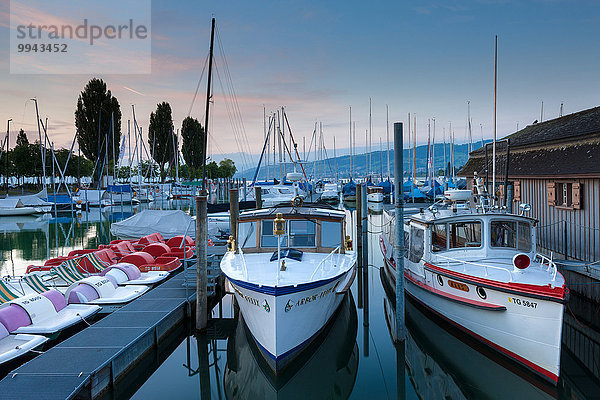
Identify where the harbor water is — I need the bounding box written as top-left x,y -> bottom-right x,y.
1,200 -> 598,399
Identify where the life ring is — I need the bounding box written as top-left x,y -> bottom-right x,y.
291,196 -> 303,208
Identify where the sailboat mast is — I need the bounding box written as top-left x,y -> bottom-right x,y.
386,104 -> 390,179
368,97 -> 372,178
432,118 -> 436,183
413,114 -> 416,184
467,101 -> 472,154
201,17 -> 215,192
492,35 -> 497,200
349,106 -> 352,179
407,112 -> 411,180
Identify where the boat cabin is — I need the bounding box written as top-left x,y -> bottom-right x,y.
405,211 -> 538,264
237,205 -> 347,254
367,186 -> 384,195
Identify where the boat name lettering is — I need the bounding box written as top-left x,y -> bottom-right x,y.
94,279 -> 111,288
21,295 -> 42,305
508,297 -> 537,309
447,280 -> 469,292
285,282 -> 339,312
232,285 -> 261,307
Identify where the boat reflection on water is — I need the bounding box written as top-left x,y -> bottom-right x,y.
224,292 -> 359,400
379,268 -> 558,400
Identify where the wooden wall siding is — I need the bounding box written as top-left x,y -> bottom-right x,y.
520,178 -> 600,262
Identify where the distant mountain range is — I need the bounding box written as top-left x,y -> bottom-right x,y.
237,140 -> 491,179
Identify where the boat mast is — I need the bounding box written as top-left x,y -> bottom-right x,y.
386,104 -> 390,179
349,106 -> 352,180
492,35 -> 497,202
467,101 -> 472,154
201,17 -> 215,192
368,97 -> 372,179
413,114 -> 417,185
432,118 -> 436,183
32,99 -> 47,191
407,112 -> 411,182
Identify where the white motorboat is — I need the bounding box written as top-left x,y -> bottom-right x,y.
320,183 -> 340,204
220,202 -> 356,370
367,186 -> 384,203
379,182 -> 567,385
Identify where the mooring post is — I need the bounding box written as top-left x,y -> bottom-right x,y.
361,181 -> 369,326
229,188 -> 239,252
394,122 -> 406,342
356,183 -> 363,309
254,186 -> 262,209
196,192 -> 208,331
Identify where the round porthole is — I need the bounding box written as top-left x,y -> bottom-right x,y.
436,275 -> 444,286
476,286 -> 487,300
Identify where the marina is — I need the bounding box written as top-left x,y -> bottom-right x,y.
1,2 -> 600,399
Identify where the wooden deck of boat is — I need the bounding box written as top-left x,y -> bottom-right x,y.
0,249 -> 225,400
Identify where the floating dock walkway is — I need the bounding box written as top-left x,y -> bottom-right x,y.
0,250 -> 224,400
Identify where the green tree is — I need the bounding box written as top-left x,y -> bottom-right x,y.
148,102 -> 174,176
218,159 -> 236,178
75,78 -> 122,178
12,129 -> 34,181
205,161 -> 219,179
181,117 -> 205,177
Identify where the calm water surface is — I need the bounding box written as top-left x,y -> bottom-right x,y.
1,201 -> 597,399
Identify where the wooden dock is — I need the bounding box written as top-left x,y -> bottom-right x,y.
0,250 -> 225,400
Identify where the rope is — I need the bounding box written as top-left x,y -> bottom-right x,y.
369,324 -> 391,400
567,301 -> 600,329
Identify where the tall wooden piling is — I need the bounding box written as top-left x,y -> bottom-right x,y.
229,188 -> 239,251
361,181 -> 369,326
254,186 -> 262,209
196,193 -> 208,331
356,183 -> 363,309
394,122 -> 406,342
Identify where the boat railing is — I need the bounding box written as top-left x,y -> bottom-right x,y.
310,246 -> 341,280
433,254 -> 514,282
535,253 -> 558,281
238,246 -> 249,280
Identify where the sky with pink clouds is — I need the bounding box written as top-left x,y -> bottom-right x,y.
1,0 -> 599,172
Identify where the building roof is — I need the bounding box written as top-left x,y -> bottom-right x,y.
458,106 -> 600,178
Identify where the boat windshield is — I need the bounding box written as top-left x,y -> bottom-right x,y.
449,221 -> 481,249
491,220 -> 532,252
260,219 -> 316,248
238,221 -> 256,248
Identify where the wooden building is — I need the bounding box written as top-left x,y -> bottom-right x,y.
459,106 -> 600,265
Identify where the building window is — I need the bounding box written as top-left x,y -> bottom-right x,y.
548,181 -> 582,210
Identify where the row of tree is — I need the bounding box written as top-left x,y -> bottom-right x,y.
74,78 -> 235,181
0,129 -> 93,183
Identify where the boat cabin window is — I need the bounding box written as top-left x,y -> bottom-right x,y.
321,221 -> 342,248
449,221 -> 481,249
491,220 -> 532,252
238,221 -> 257,248
261,220 -> 288,247
289,220 -> 316,247
260,219 -> 317,248
431,223 -> 447,252
409,226 -> 424,263
518,222 -> 532,252
261,188 -> 270,195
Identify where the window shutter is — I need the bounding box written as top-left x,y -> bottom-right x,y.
547,182 -> 555,206
514,181 -> 521,201
572,182 -> 582,209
